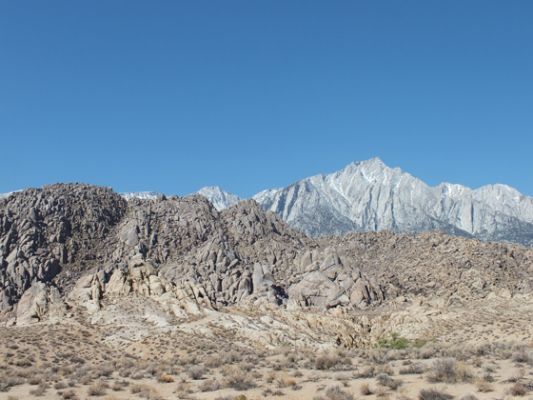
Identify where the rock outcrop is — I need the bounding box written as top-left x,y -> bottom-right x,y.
0,184 -> 126,312
1,183 -> 532,327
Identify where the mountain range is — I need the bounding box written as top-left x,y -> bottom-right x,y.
202,158 -> 533,245
3,158 -> 533,245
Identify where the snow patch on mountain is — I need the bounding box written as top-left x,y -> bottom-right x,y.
0,190 -> 21,199
121,191 -> 164,201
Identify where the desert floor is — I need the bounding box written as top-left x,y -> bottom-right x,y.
1,316 -> 532,400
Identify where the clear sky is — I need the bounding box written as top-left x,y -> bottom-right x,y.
1,1 -> 532,197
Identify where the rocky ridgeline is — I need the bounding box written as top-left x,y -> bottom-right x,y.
327,232 -> 533,301
1,184 -> 533,325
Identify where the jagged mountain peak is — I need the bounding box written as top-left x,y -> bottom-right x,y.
197,185 -> 241,211
342,157 -> 400,175
346,156 -> 387,170
254,158 -> 533,245
475,183 -> 522,198
197,185 -> 228,195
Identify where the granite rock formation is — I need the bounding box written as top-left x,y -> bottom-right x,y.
1,184 -> 532,328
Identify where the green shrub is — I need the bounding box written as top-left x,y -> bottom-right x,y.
377,333 -> 410,350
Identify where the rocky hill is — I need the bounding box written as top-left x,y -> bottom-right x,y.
0,184 -> 127,311
1,183 -> 532,328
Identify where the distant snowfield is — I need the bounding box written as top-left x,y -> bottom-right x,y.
0,190 -> 21,199
121,191 -> 164,201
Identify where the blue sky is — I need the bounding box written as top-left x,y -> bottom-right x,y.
1,1 -> 532,197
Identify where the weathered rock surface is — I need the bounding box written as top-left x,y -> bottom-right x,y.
0,184 -> 126,313
15,281 -> 66,324
1,183 -> 532,330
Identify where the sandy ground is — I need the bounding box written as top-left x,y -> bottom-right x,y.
1,297 -> 533,400
2,352 -> 532,400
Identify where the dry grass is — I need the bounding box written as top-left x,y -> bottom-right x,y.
1,316 -> 532,400
87,381 -> 108,396
419,388 -> 454,400
359,382 -> 373,395
222,365 -> 257,391
314,351 -> 352,371
157,373 -> 174,383
313,385 -> 354,400
427,358 -> 472,383
508,383 -> 528,396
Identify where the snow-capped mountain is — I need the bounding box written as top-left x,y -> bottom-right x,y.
252,158 -> 533,245
121,191 -> 164,200
197,186 -> 241,211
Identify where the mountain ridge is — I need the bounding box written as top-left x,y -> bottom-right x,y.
251,158 -> 533,244
192,158 -> 530,245
3,158 -> 533,245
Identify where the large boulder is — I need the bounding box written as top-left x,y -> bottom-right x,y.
15,282 -> 66,324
